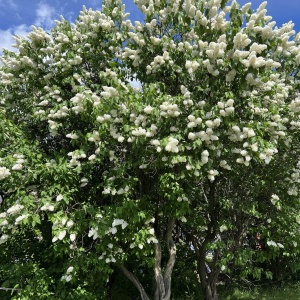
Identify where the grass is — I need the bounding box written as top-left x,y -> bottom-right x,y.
219,283 -> 300,300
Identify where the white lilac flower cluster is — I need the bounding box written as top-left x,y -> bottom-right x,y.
102,184 -> 130,196
122,47 -> 142,67
7,204 -> 24,215
70,92 -> 88,115
267,240 -> 284,248
96,217 -> 152,252
0,167 -> 10,180
165,137 -> 179,153
11,154 -> 25,171
129,228 -> 158,250
259,148 -> 278,164
227,126 -> 255,142
269,194 -> 282,211
61,266 -> 74,282
99,245 -> 124,263
108,219 -> 128,235
0,216 -> 8,227
15,214 -> 29,225
147,51 -> 174,73
67,150 -> 86,167
185,60 -> 200,74
40,203 -> 55,212
0,234 -> 9,244
47,106 -> 69,119
207,169 -> 219,181
187,117 -> 220,145
100,86 -> 118,99
0,70 -> 14,86
159,101 -> 181,117
286,162 -> 300,196
146,227 -> 158,244
217,99 -> 235,117
88,227 -> 99,240
0,210 -> 28,228
52,217 -> 76,243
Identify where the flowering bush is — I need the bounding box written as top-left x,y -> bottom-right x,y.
1,0 -> 300,299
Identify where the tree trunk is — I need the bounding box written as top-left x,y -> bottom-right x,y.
154,218 -> 176,300
204,268 -> 220,300
163,218 -> 176,300
271,257 -> 286,286
118,264 -> 150,300
119,218 -> 176,300
192,237 -> 220,300
154,242 -> 166,300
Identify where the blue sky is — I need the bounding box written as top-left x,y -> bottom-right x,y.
0,0 -> 299,53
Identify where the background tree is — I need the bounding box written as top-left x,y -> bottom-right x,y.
1,0 -> 300,299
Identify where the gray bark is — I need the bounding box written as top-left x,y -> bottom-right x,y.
204,267 -> 220,300
119,218 -> 176,300
192,235 -> 220,300
154,218 -> 176,300
163,218 -> 176,300
154,242 -> 166,300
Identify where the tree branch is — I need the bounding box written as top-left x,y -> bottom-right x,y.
118,264 -> 150,300
163,218 -> 176,300
154,241 -> 165,300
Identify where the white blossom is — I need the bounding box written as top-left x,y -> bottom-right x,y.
80,177 -> 88,187
208,169 -> 219,181
112,219 -> 128,229
12,164 -> 23,171
0,220 -> 8,226
7,204 -> 24,215
58,230 -> 67,240
165,137 -> 179,153
144,105 -> 154,114
61,275 -> 72,282
70,233 -> 76,242
66,220 -> 74,228
110,227 -> 117,234
56,194 -> 63,202
0,234 -> 9,244
0,167 -> 11,180
66,133 -> 79,139
40,203 -> 55,211
88,228 -> 98,240
15,214 -> 28,225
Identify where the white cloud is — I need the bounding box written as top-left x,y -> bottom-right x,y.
0,0 -> 18,10
0,24 -> 30,54
34,2 -> 56,29
0,29 -> 13,53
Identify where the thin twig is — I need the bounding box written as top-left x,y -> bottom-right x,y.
0,287 -> 22,291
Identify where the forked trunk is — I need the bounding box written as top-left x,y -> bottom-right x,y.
154,218 -> 176,300
204,268 -> 220,300
119,218 -> 176,300
118,264 -> 150,300
192,240 -> 220,300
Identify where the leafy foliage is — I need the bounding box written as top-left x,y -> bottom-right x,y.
1,0 -> 300,299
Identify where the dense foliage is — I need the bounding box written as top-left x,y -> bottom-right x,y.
1,0 -> 300,299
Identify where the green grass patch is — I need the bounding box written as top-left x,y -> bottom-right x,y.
219,283 -> 300,300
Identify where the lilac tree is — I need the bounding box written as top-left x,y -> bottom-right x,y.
1,0 -> 300,299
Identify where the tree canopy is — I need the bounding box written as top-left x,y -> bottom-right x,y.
1,0 -> 300,299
